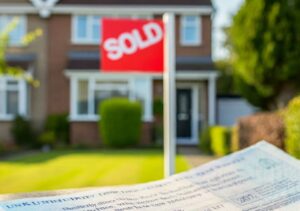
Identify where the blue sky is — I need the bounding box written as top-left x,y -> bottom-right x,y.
212,0 -> 244,60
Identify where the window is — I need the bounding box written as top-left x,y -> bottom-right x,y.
0,16 -> 26,46
70,76 -> 152,121
72,15 -> 153,44
0,77 -> 28,120
93,81 -> 129,115
73,15 -> 101,44
180,15 -> 201,46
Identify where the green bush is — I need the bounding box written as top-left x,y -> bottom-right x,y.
0,141 -> 4,154
231,126 -> 239,152
11,115 -> 36,147
153,98 -> 163,116
45,114 -> 69,145
153,124 -> 163,145
38,131 -> 56,146
199,127 -> 213,154
99,98 -> 142,148
210,126 -> 231,156
284,96 -> 300,159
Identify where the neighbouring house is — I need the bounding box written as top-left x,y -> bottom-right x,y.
0,0 -> 217,146
217,95 -> 257,126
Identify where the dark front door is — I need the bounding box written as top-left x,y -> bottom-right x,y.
176,88 -> 192,139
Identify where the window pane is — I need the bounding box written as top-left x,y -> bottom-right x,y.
92,16 -> 101,42
77,80 -> 88,115
7,80 -> 19,90
185,16 -> 197,23
1,16 -> 25,45
182,15 -> 200,44
94,90 -> 128,114
10,19 -> 24,45
184,27 -> 197,42
132,79 -> 148,115
7,90 -> 19,115
76,16 -> 88,39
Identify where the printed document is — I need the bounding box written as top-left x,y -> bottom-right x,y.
0,141 -> 299,211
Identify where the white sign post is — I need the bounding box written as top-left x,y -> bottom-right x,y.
163,13 -> 176,177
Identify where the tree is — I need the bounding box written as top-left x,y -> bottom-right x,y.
215,59 -> 238,95
227,0 -> 300,110
0,17 -> 42,87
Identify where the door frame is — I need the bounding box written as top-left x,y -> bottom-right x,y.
176,83 -> 199,145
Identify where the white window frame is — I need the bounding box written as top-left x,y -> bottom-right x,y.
69,74 -> 153,122
0,77 -> 28,121
72,15 -> 102,45
180,15 -> 201,46
0,15 -> 27,47
71,14 -> 153,45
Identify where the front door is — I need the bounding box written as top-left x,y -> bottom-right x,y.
176,88 -> 192,140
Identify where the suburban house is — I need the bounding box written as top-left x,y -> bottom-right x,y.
0,0 -> 217,146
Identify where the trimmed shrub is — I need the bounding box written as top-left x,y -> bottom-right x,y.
153,98 -> 164,145
231,126 -> 239,152
210,126 -> 231,156
284,96 -> 300,158
153,98 -> 163,117
237,112 -> 285,149
38,131 -> 56,146
99,98 -> 142,148
199,127 -> 213,154
45,114 -> 69,145
11,115 -> 36,147
0,141 -> 4,154
153,124 -> 163,145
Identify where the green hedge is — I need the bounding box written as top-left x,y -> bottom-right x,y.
231,126 -> 239,152
199,127 -> 213,154
0,141 -> 4,154
210,126 -> 231,156
44,114 -> 69,145
38,131 -> 56,146
11,115 -> 36,148
284,96 -> 300,159
199,126 -> 231,156
99,98 -> 142,148
153,98 -> 163,116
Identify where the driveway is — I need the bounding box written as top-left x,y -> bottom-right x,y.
178,146 -> 216,167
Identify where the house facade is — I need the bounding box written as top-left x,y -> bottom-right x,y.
0,0 -> 217,146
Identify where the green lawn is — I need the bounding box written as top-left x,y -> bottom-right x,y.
0,149 -> 190,194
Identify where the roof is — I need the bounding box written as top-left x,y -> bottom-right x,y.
6,54 -> 36,70
176,56 -> 215,70
66,51 -> 215,71
57,0 -> 212,6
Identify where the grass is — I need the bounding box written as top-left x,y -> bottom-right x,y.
0,149 -> 190,194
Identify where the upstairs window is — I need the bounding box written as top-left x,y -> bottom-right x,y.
0,16 -> 26,46
72,15 -> 153,45
73,15 -> 101,44
180,15 -> 201,46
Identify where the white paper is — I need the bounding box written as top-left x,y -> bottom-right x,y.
0,141 -> 300,211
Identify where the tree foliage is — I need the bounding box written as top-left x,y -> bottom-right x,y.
215,59 -> 238,95
228,0 -> 300,110
0,17 -> 42,86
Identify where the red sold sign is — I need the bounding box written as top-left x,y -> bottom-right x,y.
101,19 -> 164,73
